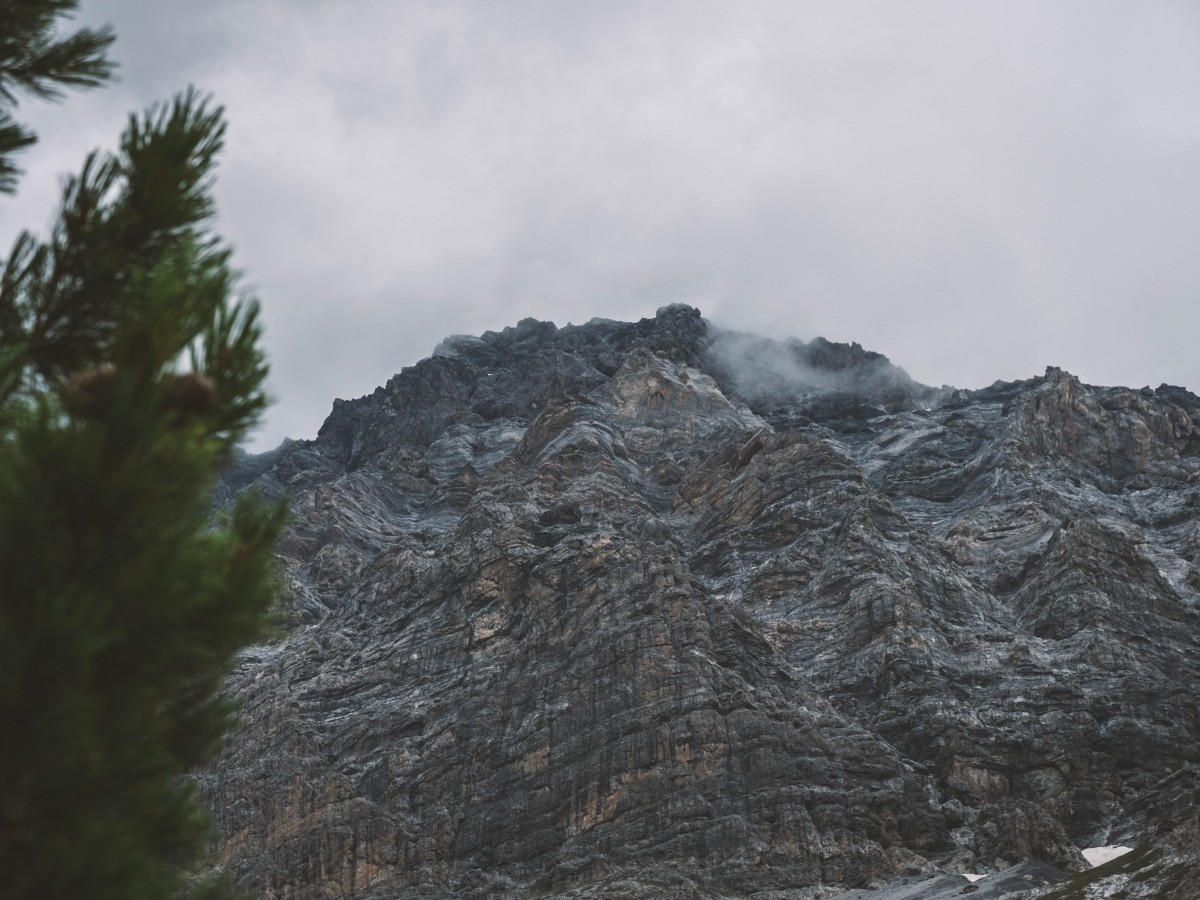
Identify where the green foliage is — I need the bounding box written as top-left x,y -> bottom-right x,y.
0,0 -> 116,193
1033,845 -> 1198,900
0,5 -> 285,898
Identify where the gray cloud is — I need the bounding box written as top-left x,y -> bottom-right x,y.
4,1 -> 1200,450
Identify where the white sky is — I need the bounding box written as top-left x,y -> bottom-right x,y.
4,1 -> 1199,451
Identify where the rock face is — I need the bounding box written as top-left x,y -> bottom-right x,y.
201,306 -> 1200,898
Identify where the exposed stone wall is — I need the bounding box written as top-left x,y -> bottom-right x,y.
201,307 -> 1200,897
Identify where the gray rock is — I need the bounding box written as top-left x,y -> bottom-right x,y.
199,306 -> 1200,897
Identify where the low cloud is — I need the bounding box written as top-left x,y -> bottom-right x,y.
707,326 -> 935,412
4,1 -> 1199,450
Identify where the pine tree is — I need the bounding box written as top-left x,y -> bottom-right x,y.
0,0 -> 115,193
0,4 -> 286,898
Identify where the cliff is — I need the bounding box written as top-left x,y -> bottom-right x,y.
201,306 -> 1200,898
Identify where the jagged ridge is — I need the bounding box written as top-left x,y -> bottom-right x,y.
203,306 -> 1200,898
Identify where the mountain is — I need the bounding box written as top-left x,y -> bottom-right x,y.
201,305 -> 1200,898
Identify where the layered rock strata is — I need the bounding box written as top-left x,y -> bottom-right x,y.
202,306 -> 1200,898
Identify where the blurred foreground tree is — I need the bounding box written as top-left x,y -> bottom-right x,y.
0,0 -> 115,192
0,3 -> 286,898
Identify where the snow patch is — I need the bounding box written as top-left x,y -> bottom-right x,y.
1083,845 -> 1133,867
961,873 -> 987,883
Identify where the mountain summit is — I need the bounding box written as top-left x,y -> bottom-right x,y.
205,307 -> 1200,898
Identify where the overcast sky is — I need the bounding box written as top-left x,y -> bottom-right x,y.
4,1 -> 1200,451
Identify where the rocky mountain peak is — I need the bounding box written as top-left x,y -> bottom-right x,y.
205,309 -> 1200,898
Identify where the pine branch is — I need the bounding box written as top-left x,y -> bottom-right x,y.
0,111 -> 36,193
0,0 -> 115,193
0,1 -> 115,103
0,56 -> 285,898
